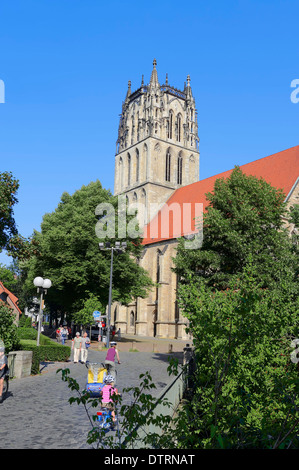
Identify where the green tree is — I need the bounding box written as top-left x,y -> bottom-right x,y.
72,292 -> 103,328
173,167 -> 299,448
0,263 -> 18,292
0,171 -> 37,260
23,180 -> 153,320
0,303 -> 20,352
174,167 -> 295,291
0,171 -> 19,252
174,264 -> 299,448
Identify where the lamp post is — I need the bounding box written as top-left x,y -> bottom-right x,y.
33,277 -> 52,346
99,241 -> 127,348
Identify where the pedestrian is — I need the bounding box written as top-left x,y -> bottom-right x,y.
56,326 -> 61,343
80,331 -> 90,364
72,332 -> 82,363
104,341 -> 121,376
0,342 -> 8,404
61,325 -> 68,345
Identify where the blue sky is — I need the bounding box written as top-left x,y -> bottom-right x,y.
0,0 -> 298,266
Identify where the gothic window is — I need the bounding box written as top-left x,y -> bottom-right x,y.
165,148 -> 171,182
168,111 -> 173,139
156,250 -> 161,283
127,153 -> 131,186
177,114 -> 182,142
119,157 -> 123,190
113,306 -> 118,323
136,148 -> 139,182
143,144 -> 148,179
177,153 -> 183,185
141,188 -> 147,224
155,122 -> 158,134
130,311 -> 135,327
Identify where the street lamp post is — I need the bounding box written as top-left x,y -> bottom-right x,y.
33,277 -> 52,346
99,241 -> 127,349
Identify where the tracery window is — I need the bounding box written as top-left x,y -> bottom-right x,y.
177,114 -> 182,142
168,111 -> 173,139
127,153 -> 131,186
165,148 -> 171,182
177,154 -> 183,185
136,149 -> 139,182
119,156 -> 123,190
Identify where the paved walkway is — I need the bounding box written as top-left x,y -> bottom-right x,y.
0,335 -> 190,449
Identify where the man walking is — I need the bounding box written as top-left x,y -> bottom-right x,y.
72,332 -> 82,363
80,331 -> 90,364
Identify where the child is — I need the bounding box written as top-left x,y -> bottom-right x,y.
101,375 -> 119,424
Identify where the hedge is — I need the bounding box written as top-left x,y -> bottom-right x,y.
18,331 -> 71,375
16,327 -> 38,341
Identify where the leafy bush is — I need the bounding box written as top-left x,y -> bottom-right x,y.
18,315 -> 34,328
0,303 -> 20,352
16,327 -> 37,341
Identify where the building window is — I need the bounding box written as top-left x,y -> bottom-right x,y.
119,157 -> 123,190
168,111 -> 173,139
136,149 -> 139,182
113,306 -> 118,323
177,154 -> 183,184
165,149 -> 171,182
127,153 -> 131,186
177,114 -> 182,142
141,188 -> 147,225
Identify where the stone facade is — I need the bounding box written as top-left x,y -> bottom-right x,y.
114,59 -> 200,227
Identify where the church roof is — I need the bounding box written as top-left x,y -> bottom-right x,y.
142,145 -> 299,245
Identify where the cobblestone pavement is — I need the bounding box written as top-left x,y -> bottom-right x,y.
0,337 -> 188,449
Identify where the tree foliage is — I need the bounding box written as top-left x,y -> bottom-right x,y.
0,171 -> 38,260
23,180 -> 153,318
174,167 -> 295,291
0,303 -> 20,353
173,167 -> 299,448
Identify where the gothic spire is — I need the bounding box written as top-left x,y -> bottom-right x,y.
125,80 -> 131,102
149,58 -> 159,88
186,74 -> 192,98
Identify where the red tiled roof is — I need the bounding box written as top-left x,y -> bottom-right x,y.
0,281 -> 22,314
142,145 -> 299,245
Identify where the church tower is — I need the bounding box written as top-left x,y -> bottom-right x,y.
114,59 -> 200,227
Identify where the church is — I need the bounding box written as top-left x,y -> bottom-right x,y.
112,60 -> 299,340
